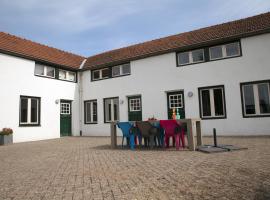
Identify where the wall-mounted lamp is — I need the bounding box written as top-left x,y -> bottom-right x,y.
55,99 -> 60,104
120,99 -> 124,105
187,91 -> 194,98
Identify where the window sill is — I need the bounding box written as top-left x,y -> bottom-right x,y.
84,122 -> 98,124
201,116 -> 226,120
243,114 -> 270,118
19,124 -> 41,127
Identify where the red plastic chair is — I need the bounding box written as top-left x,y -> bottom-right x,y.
160,120 -> 185,150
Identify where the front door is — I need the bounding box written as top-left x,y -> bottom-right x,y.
128,96 -> 142,121
60,100 -> 72,136
167,91 -> 185,119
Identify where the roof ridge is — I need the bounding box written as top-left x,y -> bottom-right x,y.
86,11 -> 270,59
0,31 -> 85,59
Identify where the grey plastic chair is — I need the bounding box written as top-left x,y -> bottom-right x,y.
136,121 -> 159,148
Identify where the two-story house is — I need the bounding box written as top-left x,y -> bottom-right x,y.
1,12 -> 270,143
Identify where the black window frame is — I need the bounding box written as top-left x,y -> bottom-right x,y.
198,85 -> 227,120
91,63 -> 131,82
34,62 -> 77,83
240,80 -> 270,118
103,97 -> 119,123
19,95 -> 41,127
84,100 -> 98,124
176,40 -> 242,67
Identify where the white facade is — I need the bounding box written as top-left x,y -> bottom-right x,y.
81,33 -> 270,136
0,33 -> 270,143
0,53 -> 80,143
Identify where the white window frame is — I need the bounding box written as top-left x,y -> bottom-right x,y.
199,87 -> 226,118
19,96 -> 40,125
59,70 -> 76,82
209,42 -> 240,60
242,82 -> 270,117
112,64 -> 131,77
92,68 -> 110,80
129,98 -> 141,111
35,64 -> 55,78
60,103 -> 71,115
104,98 -> 119,123
178,49 -> 205,66
169,94 -> 183,109
85,100 -> 97,123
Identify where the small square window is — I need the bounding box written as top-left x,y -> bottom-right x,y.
112,66 -> 120,77
209,46 -> 223,60
225,42 -> 240,57
178,52 -> 189,65
93,70 -> 100,80
101,68 -> 109,78
192,49 -> 204,63
122,64 -> 131,75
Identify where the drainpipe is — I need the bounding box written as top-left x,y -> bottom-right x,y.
79,59 -> 86,136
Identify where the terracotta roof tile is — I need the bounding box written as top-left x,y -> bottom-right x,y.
0,32 -> 85,69
84,12 -> 270,70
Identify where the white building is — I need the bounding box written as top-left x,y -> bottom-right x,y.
0,12 -> 270,143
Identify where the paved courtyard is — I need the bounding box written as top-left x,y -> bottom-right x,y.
0,136 -> 269,200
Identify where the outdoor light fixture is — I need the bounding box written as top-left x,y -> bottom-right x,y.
55,99 -> 60,104
120,99 -> 124,104
187,91 -> 193,97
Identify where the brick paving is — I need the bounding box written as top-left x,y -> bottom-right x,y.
0,136 -> 269,200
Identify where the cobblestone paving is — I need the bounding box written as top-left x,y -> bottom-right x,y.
0,136 -> 269,200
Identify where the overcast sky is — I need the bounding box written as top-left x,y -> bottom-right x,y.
0,0 -> 270,57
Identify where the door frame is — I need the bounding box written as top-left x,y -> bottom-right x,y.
60,99 -> 72,136
166,90 -> 185,119
127,95 -> 142,121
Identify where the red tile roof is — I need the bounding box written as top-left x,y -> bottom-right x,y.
0,32 -> 85,69
84,12 -> 270,70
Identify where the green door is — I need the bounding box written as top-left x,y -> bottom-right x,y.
60,100 -> 72,136
128,96 -> 142,121
167,91 -> 185,119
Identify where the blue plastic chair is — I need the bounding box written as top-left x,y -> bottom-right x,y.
117,122 -> 135,150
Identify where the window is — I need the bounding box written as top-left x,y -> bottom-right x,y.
241,81 -> 270,117
129,98 -> 141,111
177,49 -> 204,66
34,64 -> 55,78
169,94 -> 183,109
84,100 -> 97,123
92,68 -> 110,80
199,86 -> 226,119
112,64 -> 131,77
209,42 -> 240,60
59,70 -> 76,82
60,103 -> 71,115
104,97 -> 119,123
20,96 -> 40,126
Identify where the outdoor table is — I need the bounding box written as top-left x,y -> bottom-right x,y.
110,118 -> 202,151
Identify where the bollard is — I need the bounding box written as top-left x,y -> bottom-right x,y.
213,128 -> 217,147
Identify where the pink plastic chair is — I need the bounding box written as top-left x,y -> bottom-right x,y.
160,120 -> 185,150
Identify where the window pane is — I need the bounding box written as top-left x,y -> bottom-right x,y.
46,66 -> 55,77
192,49 -> 204,63
105,99 -> 111,122
243,85 -> 256,115
20,98 -> 28,123
68,72 -> 76,82
101,68 -> 109,78
258,83 -> 270,114
31,99 -> 38,123
201,90 -> 211,116
112,66 -> 120,77
93,70 -> 100,80
226,42 -> 240,57
178,52 -> 189,65
93,102 -> 97,122
86,102 -> 91,122
113,98 -> 119,120
59,70 -> 66,80
34,64 -> 45,75
213,89 -> 224,116
122,64 -> 130,74
210,46 -> 223,60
